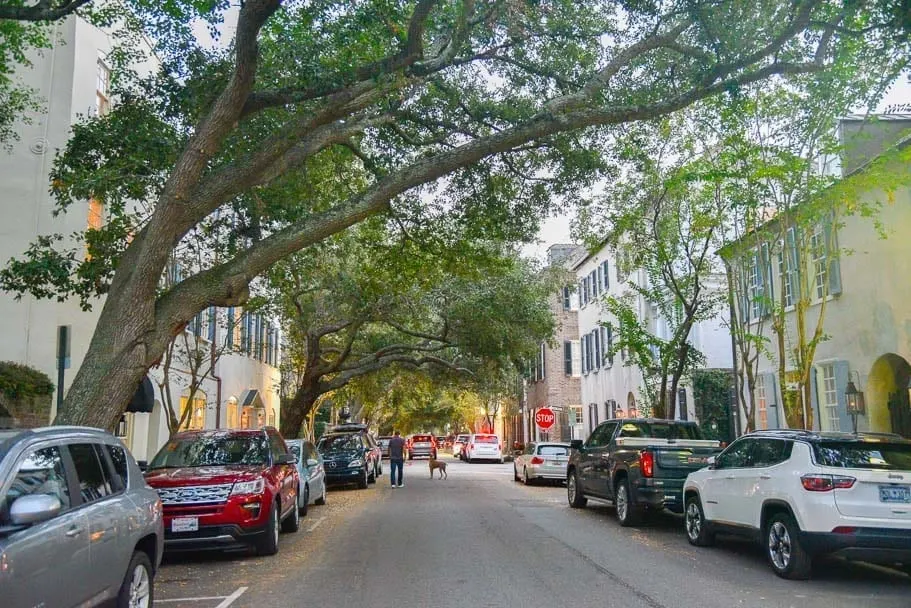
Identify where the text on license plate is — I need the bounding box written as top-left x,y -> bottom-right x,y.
879,485 -> 911,503
687,457 -> 708,464
172,517 -> 199,533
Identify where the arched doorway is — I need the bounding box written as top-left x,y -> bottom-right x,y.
867,354 -> 911,438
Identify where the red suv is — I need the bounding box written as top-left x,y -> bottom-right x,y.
144,427 -> 300,555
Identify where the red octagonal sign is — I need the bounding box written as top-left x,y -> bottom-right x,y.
535,407 -> 555,430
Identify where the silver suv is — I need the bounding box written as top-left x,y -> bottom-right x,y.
0,426 -> 163,607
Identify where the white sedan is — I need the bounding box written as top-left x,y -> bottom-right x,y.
513,442 -> 570,485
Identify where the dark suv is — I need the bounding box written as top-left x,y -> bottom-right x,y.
318,424 -> 382,489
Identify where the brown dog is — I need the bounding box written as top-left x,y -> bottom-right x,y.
429,458 -> 447,479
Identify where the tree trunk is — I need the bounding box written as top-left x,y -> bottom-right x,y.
281,383 -> 320,438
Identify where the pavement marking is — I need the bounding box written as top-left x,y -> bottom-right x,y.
157,596 -> 229,603
307,515 -> 327,532
214,587 -> 248,608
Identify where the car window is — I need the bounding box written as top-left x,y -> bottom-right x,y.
105,444 -> 130,491
150,434 -> 269,467
715,439 -> 754,469
318,435 -> 361,452
268,433 -> 287,461
474,435 -> 499,444
288,443 -> 301,460
617,422 -> 703,440
524,444 -> 535,455
2,446 -> 71,523
586,423 -> 616,448
68,443 -> 113,504
752,439 -> 792,467
811,441 -> 911,470
538,446 -> 569,457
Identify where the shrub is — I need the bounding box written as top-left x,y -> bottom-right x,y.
0,361 -> 55,400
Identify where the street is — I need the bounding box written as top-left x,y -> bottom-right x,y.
155,456 -> 911,608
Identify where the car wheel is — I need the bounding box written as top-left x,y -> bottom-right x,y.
513,465 -> 520,481
765,513 -> 812,580
315,485 -> 327,505
567,471 -> 587,508
258,503 -> 281,555
615,479 -> 640,527
116,551 -> 153,608
523,467 -> 533,486
357,467 -> 369,489
684,495 -> 714,547
298,484 -> 309,517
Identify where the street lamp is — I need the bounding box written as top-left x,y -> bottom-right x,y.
845,380 -> 864,435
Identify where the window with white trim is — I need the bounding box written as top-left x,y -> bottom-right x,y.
756,376 -> 768,430
748,255 -> 761,319
96,59 -> 111,116
777,248 -> 793,308
811,227 -> 827,300
819,364 -> 840,431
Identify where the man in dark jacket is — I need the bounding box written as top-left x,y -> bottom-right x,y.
388,430 -> 406,488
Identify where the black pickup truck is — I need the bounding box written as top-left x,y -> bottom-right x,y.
567,418 -> 722,526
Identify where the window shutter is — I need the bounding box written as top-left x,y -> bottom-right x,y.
809,366 -> 819,431
765,373 -> 781,429
208,307 -> 217,342
597,266 -> 603,295
226,307 -> 235,348
759,244 -> 773,315
603,261 -> 610,290
606,323 -> 614,366
540,343 -> 546,380
564,341 -> 573,375
594,330 -> 601,369
833,360 -> 851,431
563,286 -> 571,310
739,262 -> 751,324
825,221 -> 842,295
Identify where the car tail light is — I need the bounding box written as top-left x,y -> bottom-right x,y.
832,526 -> 857,534
531,456 -> 544,465
639,451 -> 654,478
800,474 -> 856,492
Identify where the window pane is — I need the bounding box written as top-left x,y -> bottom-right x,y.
538,446 -> 568,456
106,445 -> 129,490
69,443 -> 112,504
812,442 -> 911,470
3,446 -> 71,520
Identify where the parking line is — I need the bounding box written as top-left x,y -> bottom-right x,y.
307,515 -> 326,532
214,587 -> 248,608
157,596 -> 229,603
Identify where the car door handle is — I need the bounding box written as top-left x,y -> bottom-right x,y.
65,527 -> 83,538
760,474 -> 771,480
725,475 -> 735,480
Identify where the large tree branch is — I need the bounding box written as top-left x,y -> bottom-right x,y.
0,0 -> 91,21
320,353 -> 469,393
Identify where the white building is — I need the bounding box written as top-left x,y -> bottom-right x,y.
572,244 -> 732,436
723,116 -> 911,438
0,12 -> 282,461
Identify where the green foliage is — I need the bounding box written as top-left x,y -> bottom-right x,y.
0,361 -> 55,400
692,369 -> 734,442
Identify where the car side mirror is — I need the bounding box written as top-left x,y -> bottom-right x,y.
137,460 -> 148,472
570,440 -> 584,451
706,456 -> 717,469
276,453 -> 297,465
10,494 -> 62,526
306,458 -> 319,467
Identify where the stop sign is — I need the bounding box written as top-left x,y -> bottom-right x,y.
535,407 -> 555,430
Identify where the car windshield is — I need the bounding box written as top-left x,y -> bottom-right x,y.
475,435 -> 498,444
812,441 -> 911,470
617,422 -> 704,440
318,435 -> 361,452
149,434 -> 269,468
538,446 -> 568,456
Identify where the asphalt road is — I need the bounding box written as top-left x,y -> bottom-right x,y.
155,456 -> 911,608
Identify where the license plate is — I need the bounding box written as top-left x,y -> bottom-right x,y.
687,456 -> 708,464
171,517 -> 199,533
547,461 -> 564,466
879,485 -> 911,503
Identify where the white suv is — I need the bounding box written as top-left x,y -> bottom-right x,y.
464,434 -> 504,463
683,430 -> 911,580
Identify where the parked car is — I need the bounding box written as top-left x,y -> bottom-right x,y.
683,430 -> 911,580
0,426 -> 163,608
317,427 -> 381,489
378,436 -> 392,458
324,423 -> 383,480
464,434 -> 504,463
144,427 -> 300,556
452,434 -> 470,459
514,442 -> 570,485
567,418 -> 722,526
436,436 -> 448,452
285,439 -> 327,514
407,434 -> 437,460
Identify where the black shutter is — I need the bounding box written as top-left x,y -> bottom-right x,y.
564,341 -> 573,374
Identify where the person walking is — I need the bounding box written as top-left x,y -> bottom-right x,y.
388,430 -> 406,488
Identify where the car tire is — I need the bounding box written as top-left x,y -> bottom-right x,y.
368,463 -> 377,483
116,550 -> 154,608
765,512 -> 812,580
523,467 -> 533,486
357,467 -> 369,489
615,479 -> 641,527
513,465 -> 520,481
282,499 -> 300,533
567,471 -> 587,508
298,484 -> 309,517
684,495 -> 714,547
315,485 -> 327,505
258,503 -> 281,555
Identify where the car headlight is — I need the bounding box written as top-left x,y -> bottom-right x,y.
348,459 -> 364,468
231,478 -> 265,495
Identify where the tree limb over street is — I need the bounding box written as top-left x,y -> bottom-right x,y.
1,0 -> 907,430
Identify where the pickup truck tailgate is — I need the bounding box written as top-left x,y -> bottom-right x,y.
655,448 -> 717,473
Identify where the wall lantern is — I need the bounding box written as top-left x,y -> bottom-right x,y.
845,380 -> 865,434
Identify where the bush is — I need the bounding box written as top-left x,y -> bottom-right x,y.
0,362 -> 55,400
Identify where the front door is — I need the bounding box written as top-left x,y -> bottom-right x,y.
888,391 -> 911,438
1,445 -> 94,607
703,438 -> 756,525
